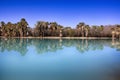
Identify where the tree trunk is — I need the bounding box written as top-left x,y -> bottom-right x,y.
112,33 -> 115,40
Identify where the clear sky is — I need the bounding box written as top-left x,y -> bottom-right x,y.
0,0 -> 120,28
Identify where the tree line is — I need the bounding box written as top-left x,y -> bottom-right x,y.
0,18 -> 120,38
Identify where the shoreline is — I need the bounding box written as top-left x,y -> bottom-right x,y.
0,36 -> 112,39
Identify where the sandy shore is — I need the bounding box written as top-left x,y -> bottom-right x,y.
0,36 -> 112,39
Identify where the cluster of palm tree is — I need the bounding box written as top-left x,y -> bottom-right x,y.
0,18 -> 120,38
33,21 -> 63,37
111,25 -> 120,39
0,18 -> 28,37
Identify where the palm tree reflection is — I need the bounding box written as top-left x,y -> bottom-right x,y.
111,39 -> 120,51
0,38 -> 28,56
0,38 -> 119,56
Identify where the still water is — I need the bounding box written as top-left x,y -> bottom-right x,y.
0,38 -> 120,80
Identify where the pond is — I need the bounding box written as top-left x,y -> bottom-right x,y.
0,38 -> 120,80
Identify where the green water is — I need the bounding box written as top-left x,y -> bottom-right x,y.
0,38 -> 120,80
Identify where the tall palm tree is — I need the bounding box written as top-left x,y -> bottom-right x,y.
17,22 -> 23,37
92,25 -> 97,37
42,21 -> 49,37
76,22 -> 85,37
6,22 -> 13,37
116,25 -> 120,39
35,21 -> 49,37
66,27 -> 71,37
76,24 -> 81,36
0,21 -> 6,37
50,22 -> 58,36
99,25 -> 104,37
12,24 -> 18,37
20,18 -> 28,37
85,25 -> 90,37
57,25 -> 63,37
111,28 -> 115,40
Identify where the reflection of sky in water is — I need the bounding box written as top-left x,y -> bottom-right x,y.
0,39 -> 120,80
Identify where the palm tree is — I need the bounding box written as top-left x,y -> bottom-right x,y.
57,25 -> 63,30
57,25 -> 63,37
0,22 -> 2,36
0,27 -> 1,36
111,28 -> 115,40
12,23 -> 18,37
116,25 -> 120,40
35,21 -> 49,37
92,25 -> 97,37
85,25 -> 90,37
0,21 -> 6,37
50,22 -> 58,36
6,22 -> 13,37
76,22 -> 85,37
19,18 -> 28,37
76,24 -> 81,36
17,22 -> 23,37
27,27 -> 33,36
99,25 -> 104,37
41,21 -> 49,37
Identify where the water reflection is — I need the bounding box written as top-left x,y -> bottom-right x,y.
0,38 -> 120,55
0,38 -> 120,80
111,39 -> 120,51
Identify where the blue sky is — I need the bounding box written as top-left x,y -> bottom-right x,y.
0,0 -> 120,28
